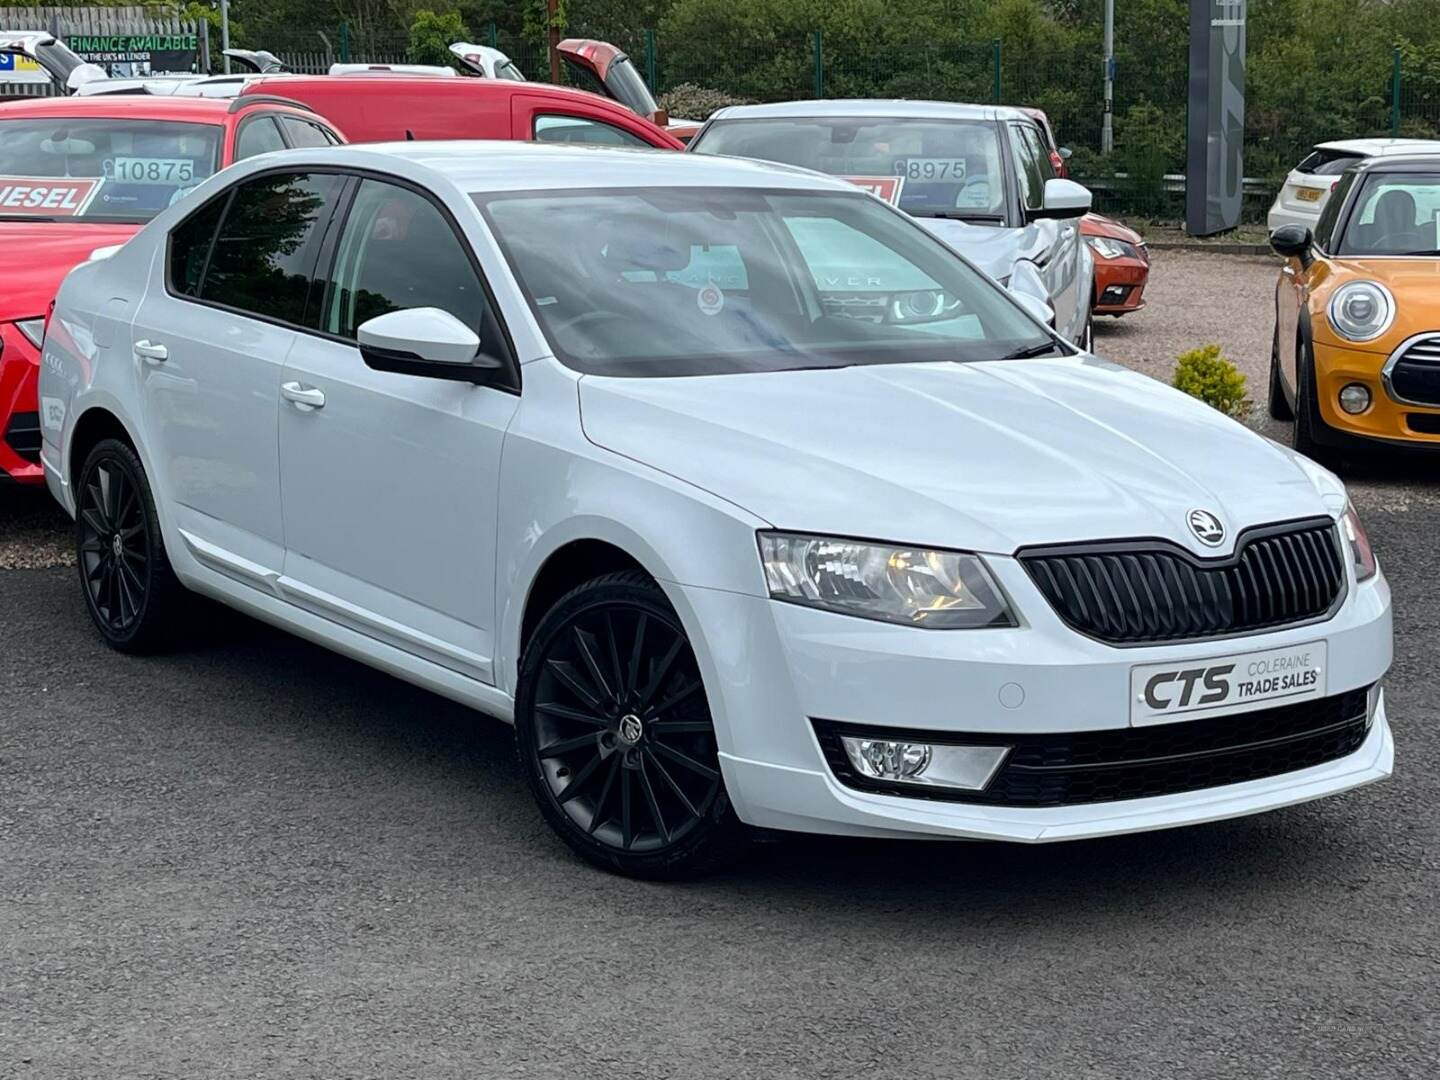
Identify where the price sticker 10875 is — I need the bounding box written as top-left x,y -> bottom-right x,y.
109,157 -> 196,184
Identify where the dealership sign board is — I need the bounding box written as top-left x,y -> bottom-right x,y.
1186,0 -> 1246,235
69,33 -> 199,73
0,50 -> 48,83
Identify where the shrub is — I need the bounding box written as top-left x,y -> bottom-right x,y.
658,83 -> 751,121
407,9 -> 469,67
1173,344 -> 1251,419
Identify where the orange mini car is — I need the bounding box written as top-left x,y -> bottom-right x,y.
1271,153 -> 1440,461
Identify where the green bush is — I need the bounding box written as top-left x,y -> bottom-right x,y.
1173,345 -> 1251,419
658,83 -> 751,119
408,9 -> 469,67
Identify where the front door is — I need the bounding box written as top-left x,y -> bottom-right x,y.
131,170 -> 344,578
277,177 -> 519,683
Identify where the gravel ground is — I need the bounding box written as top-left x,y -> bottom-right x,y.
2,250 -> 1438,1078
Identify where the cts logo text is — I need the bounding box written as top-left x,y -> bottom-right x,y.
1143,663 -> 1236,711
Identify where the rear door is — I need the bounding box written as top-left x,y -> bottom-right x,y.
130,169 -> 345,580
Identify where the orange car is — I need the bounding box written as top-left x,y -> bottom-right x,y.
1271,153 -> 1440,462
1083,213 -> 1149,316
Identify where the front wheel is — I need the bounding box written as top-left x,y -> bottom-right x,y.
514,571 -> 747,878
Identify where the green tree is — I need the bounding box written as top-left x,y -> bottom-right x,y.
408,8 -> 470,65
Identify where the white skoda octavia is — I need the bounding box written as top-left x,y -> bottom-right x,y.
39,143 -> 1393,877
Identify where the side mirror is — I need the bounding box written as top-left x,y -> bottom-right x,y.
357,307 -> 502,383
1031,178 -> 1091,220
1058,146 -> 1073,161
1009,288 -> 1056,329
1270,223 -> 1314,267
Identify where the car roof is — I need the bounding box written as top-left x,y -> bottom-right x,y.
0,94 -> 260,121
1350,152 -> 1440,173
225,140 -> 861,195
1313,137 -> 1440,156
707,99 -> 1026,123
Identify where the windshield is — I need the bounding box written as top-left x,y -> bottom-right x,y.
476,186 -> 1055,377
0,118 -> 221,223
690,117 -> 1008,221
1337,172 -> 1440,256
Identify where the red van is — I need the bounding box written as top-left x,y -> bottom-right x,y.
239,75 -> 685,149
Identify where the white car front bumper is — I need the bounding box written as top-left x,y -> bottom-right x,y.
674,556 -> 1393,842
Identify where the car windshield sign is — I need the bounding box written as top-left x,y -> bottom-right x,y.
691,118 -> 1007,220
476,186 -> 1055,377
0,118 -> 222,223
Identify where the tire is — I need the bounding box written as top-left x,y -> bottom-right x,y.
74,438 -> 188,653
514,570 -> 748,879
1268,324 -> 1294,421
1292,335 -> 1340,469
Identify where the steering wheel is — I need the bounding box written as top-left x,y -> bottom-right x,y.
1370,227 -> 1427,251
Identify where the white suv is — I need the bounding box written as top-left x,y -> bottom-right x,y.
39,143 -> 1393,877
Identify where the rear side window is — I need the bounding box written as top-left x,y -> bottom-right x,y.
279,116 -> 334,148
168,193 -> 228,297
1297,148 -> 1363,176
234,116 -> 286,161
534,114 -> 649,147
197,171 -> 345,327
319,178 -> 506,358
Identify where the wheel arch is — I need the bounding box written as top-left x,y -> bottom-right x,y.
68,405 -> 138,491
518,538 -> 651,658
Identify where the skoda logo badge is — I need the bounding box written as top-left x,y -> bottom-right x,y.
1187,509 -> 1226,547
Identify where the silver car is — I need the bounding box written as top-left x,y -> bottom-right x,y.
688,99 -> 1096,348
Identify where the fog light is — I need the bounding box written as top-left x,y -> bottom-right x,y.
1339,383 -> 1372,414
840,735 -> 1009,791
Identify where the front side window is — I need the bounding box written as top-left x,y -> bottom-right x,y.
320,178 -> 504,357
533,114 -> 649,147
1312,170 -> 1356,252
690,117 -> 1008,222
1009,123 -> 1046,211
198,171 -> 344,326
1338,172 -> 1440,256
0,118 -> 221,224
478,186 -> 1056,377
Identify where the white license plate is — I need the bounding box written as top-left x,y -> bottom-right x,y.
1129,641 -> 1327,727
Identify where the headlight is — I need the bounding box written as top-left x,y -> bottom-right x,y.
758,532 -> 1016,628
888,289 -> 963,324
15,317 -> 44,349
1086,236 -> 1137,260
1340,503 -> 1377,582
1327,281 -> 1394,342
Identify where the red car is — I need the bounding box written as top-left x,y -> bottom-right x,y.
1083,213 -> 1149,317
240,73 -> 685,149
0,94 -> 342,486
556,38 -> 701,142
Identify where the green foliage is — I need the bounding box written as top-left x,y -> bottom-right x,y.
1173,345 -> 1251,419
408,9 -> 470,66
658,83 -> 750,120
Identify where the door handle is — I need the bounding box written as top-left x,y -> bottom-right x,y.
280,381 -> 326,410
133,339 -> 168,363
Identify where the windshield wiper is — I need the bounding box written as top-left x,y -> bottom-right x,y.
913,211 -> 1007,223
1000,341 -> 1064,360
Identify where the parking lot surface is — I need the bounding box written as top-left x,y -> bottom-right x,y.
3,250 -> 1438,1078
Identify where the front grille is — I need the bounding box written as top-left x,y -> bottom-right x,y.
3,410 -> 40,464
813,687 -> 1371,808
1387,335 -> 1440,406
1019,518 -> 1345,645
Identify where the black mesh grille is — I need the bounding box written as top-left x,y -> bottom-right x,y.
1019,519 -> 1346,645
1390,336 -> 1440,406
812,687 -> 1371,808
3,410 -> 40,464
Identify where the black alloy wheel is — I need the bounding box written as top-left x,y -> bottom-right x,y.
75,439 -> 185,652
515,571 -> 745,878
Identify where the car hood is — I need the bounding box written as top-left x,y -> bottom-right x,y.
0,221 -> 140,319
911,218 -> 1022,281
578,357 -> 1338,555
1080,213 -> 1142,245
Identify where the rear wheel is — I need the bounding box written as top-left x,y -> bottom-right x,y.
1268,324 -> 1294,421
514,571 -> 746,878
74,438 -> 187,653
